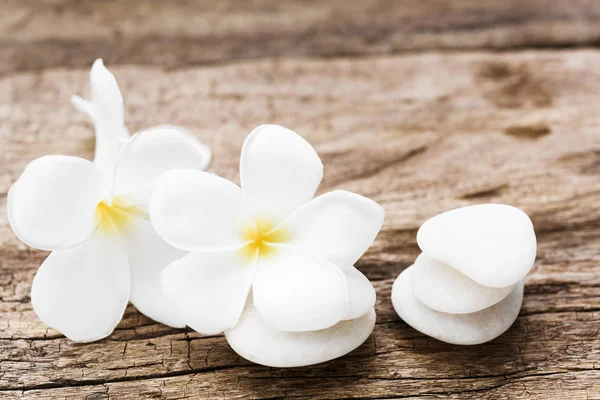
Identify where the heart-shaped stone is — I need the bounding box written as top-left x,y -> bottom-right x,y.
417,204 -> 536,288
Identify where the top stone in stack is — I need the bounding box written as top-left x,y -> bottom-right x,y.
392,204 -> 537,345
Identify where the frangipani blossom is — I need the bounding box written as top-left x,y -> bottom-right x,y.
7,59 -> 211,342
150,124 -> 384,367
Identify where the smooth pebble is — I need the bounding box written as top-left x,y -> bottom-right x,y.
392,266 -> 524,345
417,204 -> 536,288
411,253 -> 515,314
225,296 -> 375,367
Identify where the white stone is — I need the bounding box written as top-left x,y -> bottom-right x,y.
392,266 -> 523,345
225,297 -> 376,367
411,253 -> 515,314
417,204 -> 536,288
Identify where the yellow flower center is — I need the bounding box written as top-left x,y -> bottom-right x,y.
239,218 -> 289,262
95,196 -> 147,235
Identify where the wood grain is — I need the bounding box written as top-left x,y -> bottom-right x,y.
3,0 -> 600,77
2,2 -> 600,399
2,49 -> 600,399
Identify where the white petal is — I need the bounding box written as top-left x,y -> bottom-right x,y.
31,230 -> 130,342
279,190 -> 384,267
161,250 -> 256,335
225,296 -> 375,368
240,124 -> 323,222
417,204 -> 537,288
112,128 -> 211,202
146,124 -> 211,168
392,266 -> 524,345
90,59 -> 125,131
340,265 -> 376,320
85,59 -> 129,173
70,95 -> 94,120
8,156 -> 103,251
149,169 -> 251,251
122,218 -> 187,328
411,254 -> 515,314
253,245 -> 349,332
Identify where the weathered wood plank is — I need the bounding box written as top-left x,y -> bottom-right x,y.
1,283 -> 599,392
2,368 -> 599,399
3,0 -> 600,76
2,49 -> 600,398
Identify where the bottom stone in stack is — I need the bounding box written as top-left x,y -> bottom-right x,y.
392,266 -> 524,345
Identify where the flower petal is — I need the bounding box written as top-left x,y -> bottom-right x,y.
90,59 -> 125,131
31,230 -> 130,342
74,59 -> 130,173
240,124 -> 323,222
225,295 -> 375,368
146,124 -> 212,168
340,265 -> 376,320
8,156 -> 104,251
121,218 -> 187,328
70,95 -> 94,120
111,127 -> 211,202
252,244 -> 349,332
149,169 -> 251,251
279,190 -> 384,267
160,249 -> 256,335
411,253 -> 515,314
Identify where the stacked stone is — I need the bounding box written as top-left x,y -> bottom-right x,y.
392,204 -> 537,345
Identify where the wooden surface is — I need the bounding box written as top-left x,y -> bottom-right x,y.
1,1 -> 600,399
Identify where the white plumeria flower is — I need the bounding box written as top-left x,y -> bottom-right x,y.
150,124 -> 384,367
7,59 -> 211,342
